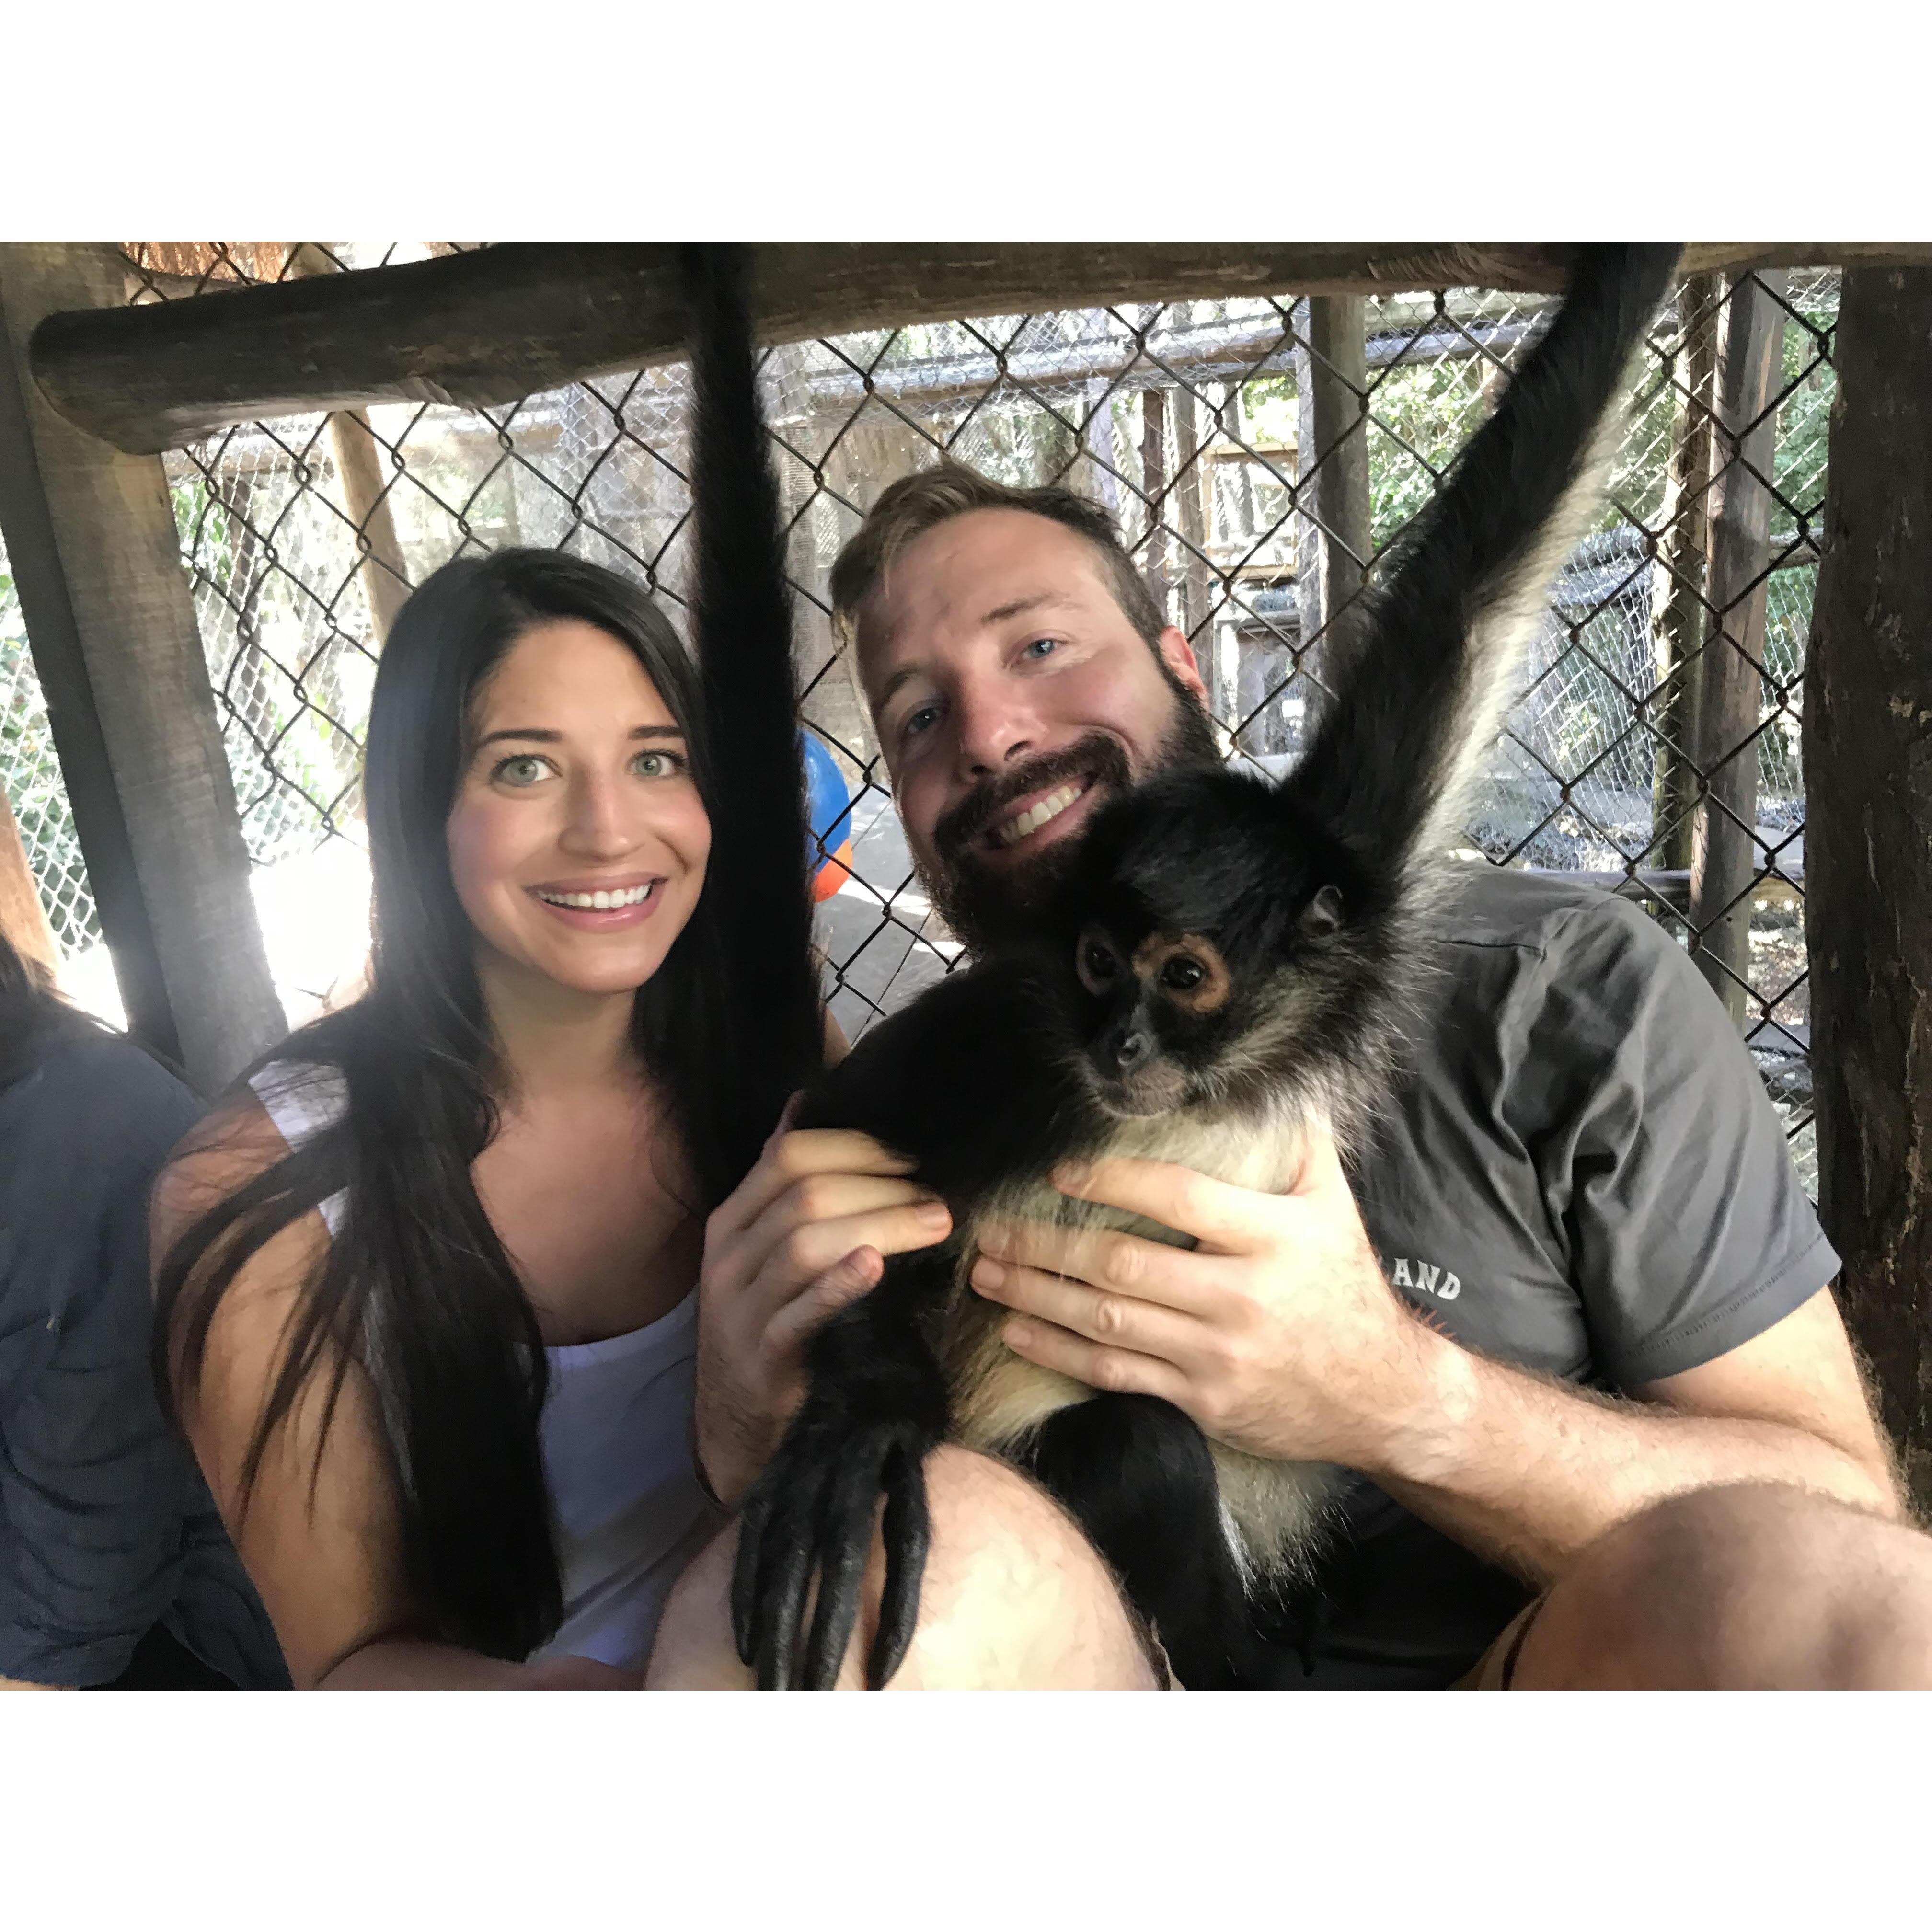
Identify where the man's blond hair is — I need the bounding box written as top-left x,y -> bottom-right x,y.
828,459 -> 1169,656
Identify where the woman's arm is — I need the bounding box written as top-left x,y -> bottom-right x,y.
152,1103 -> 630,1690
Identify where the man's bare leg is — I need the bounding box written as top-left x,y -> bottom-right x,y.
646,1446 -> 1162,1689
1511,1481 -> 1932,1688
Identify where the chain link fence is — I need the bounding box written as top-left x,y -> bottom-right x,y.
1,528 -> 100,955
6,246 -> 1832,1191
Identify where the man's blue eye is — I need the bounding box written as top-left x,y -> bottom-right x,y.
904,703 -> 941,739
1023,637 -> 1058,659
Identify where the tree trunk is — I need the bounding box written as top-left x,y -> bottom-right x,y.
1140,386 -> 1167,614
1803,265 -> 1932,1513
1689,271 -> 1785,1028
1649,275 -> 1721,874
289,247 -> 412,646
1082,379 -> 1121,517
1171,385 -> 1209,646
1294,296 -> 1372,742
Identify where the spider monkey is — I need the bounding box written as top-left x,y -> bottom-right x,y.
689,241 -> 1681,1690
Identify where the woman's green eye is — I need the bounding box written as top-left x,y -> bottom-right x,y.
633,749 -> 682,778
495,755 -> 548,787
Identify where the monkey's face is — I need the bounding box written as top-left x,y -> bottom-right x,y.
1062,767 -> 1368,1119
1071,923 -> 1242,1115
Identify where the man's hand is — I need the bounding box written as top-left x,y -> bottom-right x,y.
695,1104 -> 953,1506
969,1127 -> 1451,1471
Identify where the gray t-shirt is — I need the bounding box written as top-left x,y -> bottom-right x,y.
1292,864 -> 1839,1688
0,1029 -> 288,1688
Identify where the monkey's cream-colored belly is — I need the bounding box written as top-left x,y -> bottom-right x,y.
940,1103 -> 1339,1582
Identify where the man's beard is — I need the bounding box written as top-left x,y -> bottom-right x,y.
914,680 -> 1221,957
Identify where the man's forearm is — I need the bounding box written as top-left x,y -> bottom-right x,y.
318,1638 -> 636,1689
1361,1332 -> 1900,1586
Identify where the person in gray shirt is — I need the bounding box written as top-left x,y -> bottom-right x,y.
691,461 -> 1931,1689
0,935 -> 287,1690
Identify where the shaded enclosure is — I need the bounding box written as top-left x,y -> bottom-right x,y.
1,241 -> 1928,1504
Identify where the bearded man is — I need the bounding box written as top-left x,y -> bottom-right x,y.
677,461 -> 1932,1690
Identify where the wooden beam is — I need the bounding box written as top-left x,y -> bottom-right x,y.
0,243 -> 285,1091
31,242 -> 1932,457
1648,275 -> 1722,874
1689,272 -> 1785,1029
1170,388 -> 1210,655
1139,387 -> 1168,611
1803,264 -> 1932,1514
1294,294 -> 1373,736
0,277 -> 179,1058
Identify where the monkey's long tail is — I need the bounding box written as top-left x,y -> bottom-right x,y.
1287,242 -> 1681,888
682,242 -> 826,1196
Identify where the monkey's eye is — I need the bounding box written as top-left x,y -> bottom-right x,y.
1161,956 -> 1206,992
1082,940 -> 1116,983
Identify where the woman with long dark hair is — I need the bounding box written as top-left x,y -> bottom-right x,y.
152,246 -> 1161,1689
152,540 -> 1160,1689
154,547 -> 761,1681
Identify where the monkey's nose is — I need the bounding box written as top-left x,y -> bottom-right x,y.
1114,1030 -> 1152,1072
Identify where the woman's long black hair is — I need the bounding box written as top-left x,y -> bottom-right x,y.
154,244 -> 825,1660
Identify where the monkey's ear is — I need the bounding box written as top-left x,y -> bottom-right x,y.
1298,885 -> 1345,937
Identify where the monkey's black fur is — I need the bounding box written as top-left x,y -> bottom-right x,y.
681,243 -> 828,1187
717,243 -> 1681,1689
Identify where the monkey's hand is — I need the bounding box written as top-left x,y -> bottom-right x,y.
729,1288 -> 953,1690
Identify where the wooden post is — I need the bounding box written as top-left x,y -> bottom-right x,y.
0,244 -> 284,1089
1171,385 -> 1209,645
290,247 -> 411,646
1689,272 -> 1785,1027
1648,275 -> 1721,874
1295,297 -> 1373,736
1139,387 -> 1167,613
1082,378 -> 1122,517
1804,265 -> 1932,1512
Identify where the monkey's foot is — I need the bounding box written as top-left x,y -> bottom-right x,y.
731,1406 -> 937,1690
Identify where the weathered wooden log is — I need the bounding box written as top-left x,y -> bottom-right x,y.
1170,387 -> 1211,655
0,243 -> 285,1089
1139,387 -> 1168,610
1649,274 -> 1722,875
1690,271 -> 1785,1028
1294,294 -> 1372,736
1804,265 -> 1932,1513
30,242 -> 1932,457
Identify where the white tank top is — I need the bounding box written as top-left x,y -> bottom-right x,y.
250,1062 -> 723,1673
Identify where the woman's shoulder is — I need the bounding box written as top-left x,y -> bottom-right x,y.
151,1061 -> 334,1269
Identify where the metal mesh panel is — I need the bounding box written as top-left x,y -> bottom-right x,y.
0,527 -> 99,954
77,246 -> 1832,1191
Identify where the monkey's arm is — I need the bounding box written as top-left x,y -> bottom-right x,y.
731,1244 -> 958,1688
798,956 -> 1096,1200
735,958 -> 1097,1689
